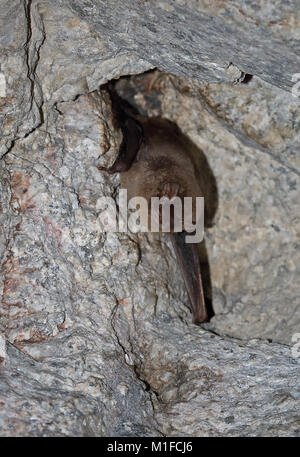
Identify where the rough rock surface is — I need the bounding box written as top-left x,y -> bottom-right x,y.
117,72 -> 300,346
0,0 -> 299,437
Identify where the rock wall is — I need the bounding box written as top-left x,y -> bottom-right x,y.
0,0 -> 299,437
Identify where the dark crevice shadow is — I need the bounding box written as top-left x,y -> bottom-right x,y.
199,239 -> 215,320
241,73 -> 253,84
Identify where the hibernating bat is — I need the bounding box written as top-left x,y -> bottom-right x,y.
99,82 -> 217,324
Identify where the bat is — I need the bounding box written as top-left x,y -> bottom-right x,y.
99,81 -> 217,323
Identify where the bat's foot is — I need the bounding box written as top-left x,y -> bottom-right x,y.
160,182 -> 179,199
98,160 -> 130,175
98,165 -> 115,175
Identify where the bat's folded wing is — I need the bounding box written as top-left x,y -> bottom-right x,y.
170,231 -> 207,324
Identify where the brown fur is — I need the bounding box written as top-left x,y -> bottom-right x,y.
120,117 -> 217,227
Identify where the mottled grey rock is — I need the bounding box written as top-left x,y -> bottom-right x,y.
65,0 -> 300,91
132,318 -> 300,437
116,72 -> 300,346
0,92 -> 160,436
0,0 -> 43,156
0,0 -> 299,438
2,0 -> 300,157
0,0 -> 151,158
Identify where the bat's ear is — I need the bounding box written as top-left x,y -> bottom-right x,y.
160,182 -> 179,199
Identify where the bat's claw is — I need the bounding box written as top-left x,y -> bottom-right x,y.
98,165 -> 115,175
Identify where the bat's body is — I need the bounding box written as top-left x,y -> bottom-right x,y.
100,83 -> 216,324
